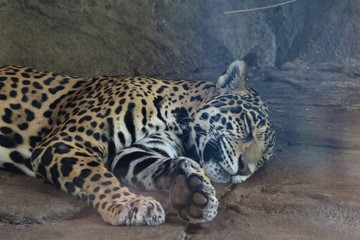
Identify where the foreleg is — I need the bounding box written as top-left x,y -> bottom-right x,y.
31,139 -> 165,226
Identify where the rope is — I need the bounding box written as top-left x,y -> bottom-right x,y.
224,0 -> 298,14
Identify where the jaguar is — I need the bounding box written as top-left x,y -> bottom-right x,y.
0,60 -> 275,226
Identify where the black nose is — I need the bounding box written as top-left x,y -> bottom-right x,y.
238,155 -> 252,175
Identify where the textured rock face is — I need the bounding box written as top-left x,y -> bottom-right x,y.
0,0 -> 359,76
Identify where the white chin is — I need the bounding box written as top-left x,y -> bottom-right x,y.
231,175 -> 251,184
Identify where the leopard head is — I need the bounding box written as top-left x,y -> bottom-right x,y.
189,60 -> 275,183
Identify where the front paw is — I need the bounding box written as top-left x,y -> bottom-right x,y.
170,167 -> 218,223
101,196 -> 165,226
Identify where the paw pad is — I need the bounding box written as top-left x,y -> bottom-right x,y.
170,171 -> 218,223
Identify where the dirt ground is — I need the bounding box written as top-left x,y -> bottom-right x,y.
1,65 -> 360,240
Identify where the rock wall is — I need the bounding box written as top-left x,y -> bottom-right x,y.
0,0 -> 359,76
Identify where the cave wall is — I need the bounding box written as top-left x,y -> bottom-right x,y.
0,0 -> 359,77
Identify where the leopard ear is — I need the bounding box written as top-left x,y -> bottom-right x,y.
216,60 -> 247,91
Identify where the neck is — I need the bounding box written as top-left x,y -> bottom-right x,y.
159,79 -> 216,128
157,79 -> 217,161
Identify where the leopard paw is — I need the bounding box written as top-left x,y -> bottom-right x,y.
170,164 -> 218,223
102,197 -> 165,226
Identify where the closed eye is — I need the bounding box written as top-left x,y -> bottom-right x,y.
241,133 -> 253,143
228,134 -> 252,144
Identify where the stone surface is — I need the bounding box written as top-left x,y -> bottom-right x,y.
0,0 -> 359,76
0,173 -> 86,224
1,67 -> 360,239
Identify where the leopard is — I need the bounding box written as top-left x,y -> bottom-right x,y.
0,60 -> 275,226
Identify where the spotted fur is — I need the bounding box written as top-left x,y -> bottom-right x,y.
0,60 -> 274,225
